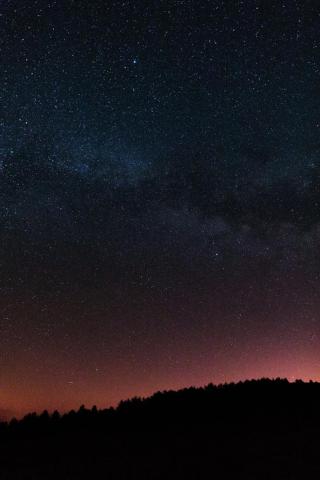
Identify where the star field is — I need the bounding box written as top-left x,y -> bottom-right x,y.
1,0 -> 320,418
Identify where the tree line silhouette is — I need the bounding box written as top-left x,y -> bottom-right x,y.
1,378 -> 320,479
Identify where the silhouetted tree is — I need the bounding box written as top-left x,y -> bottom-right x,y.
1,379 -> 320,480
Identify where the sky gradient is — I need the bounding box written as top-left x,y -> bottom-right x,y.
1,0 -> 320,419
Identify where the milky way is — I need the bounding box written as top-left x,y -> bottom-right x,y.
1,0 -> 320,418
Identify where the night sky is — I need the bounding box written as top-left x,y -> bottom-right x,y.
1,0 -> 320,419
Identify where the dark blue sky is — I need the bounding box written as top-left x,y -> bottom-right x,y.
1,0 -> 320,417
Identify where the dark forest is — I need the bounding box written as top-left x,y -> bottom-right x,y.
1,379 -> 320,479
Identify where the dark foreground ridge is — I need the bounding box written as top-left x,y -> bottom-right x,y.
1,378 -> 320,479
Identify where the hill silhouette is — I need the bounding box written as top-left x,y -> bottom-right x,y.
1,378 -> 320,479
